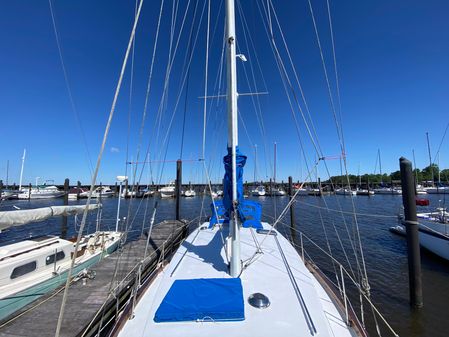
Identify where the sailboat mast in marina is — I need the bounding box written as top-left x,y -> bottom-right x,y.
108,1 -> 398,337
225,0 -> 241,277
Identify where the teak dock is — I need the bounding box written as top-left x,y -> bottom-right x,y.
0,220 -> 187,337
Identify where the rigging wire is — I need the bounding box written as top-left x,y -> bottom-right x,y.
54,1 -> 145,335
47,0 -> 94,176
179,0 -> 198,160
256,0 -> 364,281
202,0 -> 211,160
124,0 -> 139,180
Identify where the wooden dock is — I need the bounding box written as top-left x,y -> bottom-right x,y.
0,220 -> 187,337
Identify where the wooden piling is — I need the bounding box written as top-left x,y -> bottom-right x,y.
61,178 -> 69,239
400,157 -> 423,308
77,181 -> 81,199
288,176 -> 295,228
176,160 -> 182,220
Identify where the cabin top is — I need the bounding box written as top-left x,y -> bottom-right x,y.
0,236 -> 72,262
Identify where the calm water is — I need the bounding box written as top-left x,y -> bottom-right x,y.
1,193 -> 448,337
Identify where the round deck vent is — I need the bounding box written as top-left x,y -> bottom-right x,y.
248,293 -> 270,309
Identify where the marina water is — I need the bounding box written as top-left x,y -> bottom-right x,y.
1,194 -> 448,337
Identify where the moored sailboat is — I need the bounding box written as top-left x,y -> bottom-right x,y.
104,1 -> 393,336
0,204 -> 121,321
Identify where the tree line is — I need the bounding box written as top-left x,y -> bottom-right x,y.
324,164 -> 449,185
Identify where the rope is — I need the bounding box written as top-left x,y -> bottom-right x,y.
54,1 -> 145,335
202,0 -> 211,160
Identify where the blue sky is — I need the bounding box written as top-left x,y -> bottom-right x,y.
0,0 -> 448,186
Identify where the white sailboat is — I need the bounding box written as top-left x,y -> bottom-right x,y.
416,208 -> 449,260
426,186 -> 449,194
108,2 -> 378,336
373,187 -> 402,195
14,151 -> 63,200
251,185 -> 266,196
394,208 -> 449,261
335,188 -> 356,196
91,186 -> 115,198
0,204 -> 121,321
269,142 -> 286,196
159,182 -> 176,198
68,187 -> 89,199
0,160 -> 18,200
17,185 -> 65,199
356,189 -> 374,196
183,188 -> 196,197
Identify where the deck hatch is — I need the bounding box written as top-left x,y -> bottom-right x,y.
154,278 -> 245,323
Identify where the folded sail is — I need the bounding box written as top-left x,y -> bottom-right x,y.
0,204 -> 101,230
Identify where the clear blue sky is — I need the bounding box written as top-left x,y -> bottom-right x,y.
0,0 -> 448,186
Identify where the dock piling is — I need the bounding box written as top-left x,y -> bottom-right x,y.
61,178 -> 69,239
400,157 -> 423,308
176,160 -> 182,220
77,181 -> 81,199
288,176 -> 295,228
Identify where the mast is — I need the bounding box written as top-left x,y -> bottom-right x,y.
226,0 -> 240,277
19,149 -> 26,190
437,152 -> 441,184
412,149 -> 418,187
358,162 -> 361,188
378,149 -> 383,185
254,144 -> 257,184
273,142 -> 277,185
426,132 -> 434,186
6,160 -> 9,189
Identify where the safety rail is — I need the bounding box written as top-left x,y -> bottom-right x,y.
284,224 -> 399,337
79,220 -> 190,337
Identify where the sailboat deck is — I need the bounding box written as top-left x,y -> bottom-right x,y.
118,222 -> 357,337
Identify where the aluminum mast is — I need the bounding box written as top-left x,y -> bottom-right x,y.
225,0 -> 240,277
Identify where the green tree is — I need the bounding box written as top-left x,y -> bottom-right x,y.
441,169 -> 449,182
390,170 -> 401,181
421,164 -> 439,182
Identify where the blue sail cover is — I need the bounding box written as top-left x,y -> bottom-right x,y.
223,146 -> 246,213
209,199 -> 262,229
208,146 -> 262,229
154,278 -> 245,322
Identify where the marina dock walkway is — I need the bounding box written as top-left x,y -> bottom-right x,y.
0,220 -> 187,337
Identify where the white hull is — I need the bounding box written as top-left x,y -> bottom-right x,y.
251,191 -> 266,196
160,184 -> 176,198
0,232 -> 121,321
426,187 -> 449,194
373,188 -> 402,195
296,189 -> 309,196
91,192 -> 114,198
270,189 -> 286,196
183,190 -> 196,197
115,223 -> 360,337
17,192 -> 64,199
91,187 -> 115,198
419,227 -> 449,260
356,189 -> 374,196
251,186 -> 266,196
0,191 -> 18,200
308,188 -> 321,196
335,189 -> 356,196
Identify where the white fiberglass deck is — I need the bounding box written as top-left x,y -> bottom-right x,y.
118,222 -> 357,337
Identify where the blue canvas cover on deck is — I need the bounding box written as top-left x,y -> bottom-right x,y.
209,199 -> 262,229
154,278 -> 245,322
209,147 -> 262,229
223,146 -> 246,213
